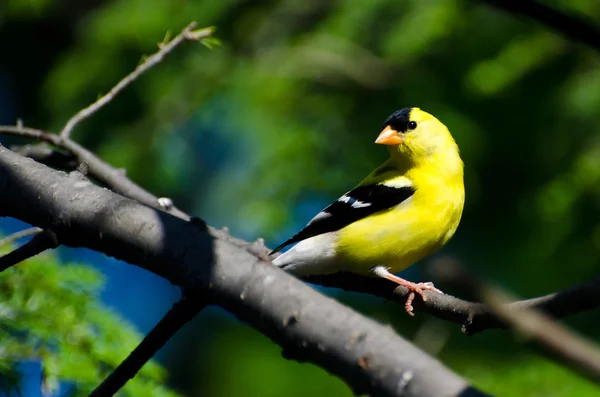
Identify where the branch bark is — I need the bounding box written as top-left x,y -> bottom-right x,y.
0,145 -> 488,397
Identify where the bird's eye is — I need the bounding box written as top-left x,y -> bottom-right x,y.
408,121 -> 417,130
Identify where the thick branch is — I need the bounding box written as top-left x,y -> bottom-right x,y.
0,229 -> 58,272
481,0 -> 600,52
0,146 -> 487,397
90,297 -> 206,397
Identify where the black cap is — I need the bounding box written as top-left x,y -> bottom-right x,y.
382,108 -> 412,132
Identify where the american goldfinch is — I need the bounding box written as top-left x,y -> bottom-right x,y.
271,107 -> 464,315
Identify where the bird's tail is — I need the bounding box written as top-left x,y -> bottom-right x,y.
271,234 -> 338,277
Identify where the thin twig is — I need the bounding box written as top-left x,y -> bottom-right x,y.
0,21 -> 215,214
480,0 -> 600,52
0,227 -> 42,247
59,22 -> 213,139
0,229 -> 58,272
89,296 -> 207,397
0,126 -> 188,219
431,258 -> 600,384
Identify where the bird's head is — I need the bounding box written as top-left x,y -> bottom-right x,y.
376,107 -> 458,164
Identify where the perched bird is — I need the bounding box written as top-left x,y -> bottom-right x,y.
271,107 -> 464,315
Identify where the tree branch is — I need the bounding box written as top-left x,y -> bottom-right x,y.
480,0 -> 600,52
303,269 -> 600,336
0,145 -> 488,397
59,22 -> 214,139
0,229 -> 58,272
90,297 -> 207,397
0,125 -> 188,220
431,258 -> 600,384
0,227 -> 42,247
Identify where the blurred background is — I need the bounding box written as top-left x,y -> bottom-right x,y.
1,0 -> 600,396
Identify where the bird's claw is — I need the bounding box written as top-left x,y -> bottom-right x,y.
401,281 -> 443,316
405,292 -> 416,315
415,281 -> 443,295
373,266 -> 444,316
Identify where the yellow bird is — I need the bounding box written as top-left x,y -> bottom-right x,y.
271,107 -> 464,315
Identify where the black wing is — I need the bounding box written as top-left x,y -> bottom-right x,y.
270,183 -> 415,254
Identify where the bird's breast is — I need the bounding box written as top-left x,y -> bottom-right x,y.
335,178 -> 464,274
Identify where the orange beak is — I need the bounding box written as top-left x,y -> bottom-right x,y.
375,125 -> 403,145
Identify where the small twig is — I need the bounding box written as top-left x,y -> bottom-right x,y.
432,258 -> 600,384
0,21 -> 214,219
0,22 -> 214,216
0,227 -> 42,247
0,126 -> 188,220
89,296 -> 206,397
0,229 -> 59,272
0,125 -> 60,143
59,22 -> 213,139
480,0 -> 600,53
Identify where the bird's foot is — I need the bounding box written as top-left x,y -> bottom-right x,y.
372,266 -> 443,316
400,281 -> 443,316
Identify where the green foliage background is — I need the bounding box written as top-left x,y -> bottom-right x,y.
0,242 -> 180,397
2,0 -> 600,396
